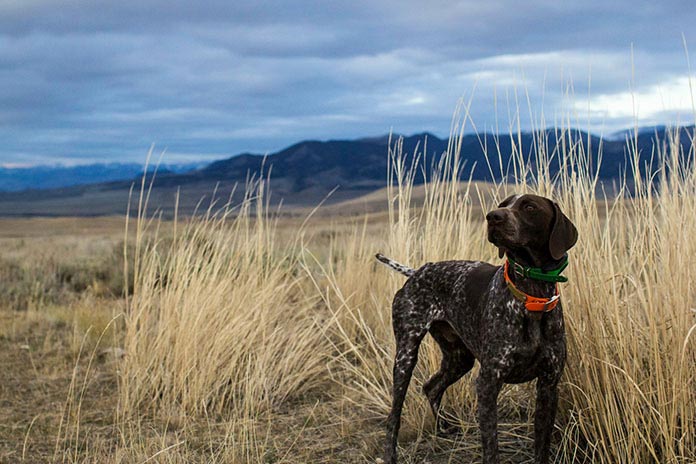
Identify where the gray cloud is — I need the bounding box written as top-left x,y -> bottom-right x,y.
0,1 -> 695,165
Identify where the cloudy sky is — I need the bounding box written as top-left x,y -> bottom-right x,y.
1,1 -> 695,166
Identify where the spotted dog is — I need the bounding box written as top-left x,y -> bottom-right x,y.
377,194 -> 578,464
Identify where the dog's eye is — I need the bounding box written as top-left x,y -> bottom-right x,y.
524,203 -> 536,211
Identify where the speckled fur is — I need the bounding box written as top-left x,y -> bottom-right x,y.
380,194 -> 577,464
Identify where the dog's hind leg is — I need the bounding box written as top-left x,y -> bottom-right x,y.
384,296 -> 427,464
422,321 -> 475,435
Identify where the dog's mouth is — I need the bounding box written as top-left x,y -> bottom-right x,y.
487,224 -> 516,245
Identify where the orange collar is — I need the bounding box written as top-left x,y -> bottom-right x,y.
504,260 -> 560,313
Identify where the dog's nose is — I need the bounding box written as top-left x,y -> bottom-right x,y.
486,210 -> 506,225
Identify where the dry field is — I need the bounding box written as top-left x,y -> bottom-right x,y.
1,125 -> 695,463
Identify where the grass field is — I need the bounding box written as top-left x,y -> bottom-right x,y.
1,121 -> 695,463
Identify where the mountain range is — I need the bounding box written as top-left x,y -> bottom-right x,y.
0,126 -> 692,217
0,162 -> 204,192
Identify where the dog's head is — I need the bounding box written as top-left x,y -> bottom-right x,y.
486,194 -> 578,265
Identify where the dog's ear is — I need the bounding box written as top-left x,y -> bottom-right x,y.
549,201 -> 578,260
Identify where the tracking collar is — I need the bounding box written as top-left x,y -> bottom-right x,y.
506,255 -> 569,283
504,260 -> 561,313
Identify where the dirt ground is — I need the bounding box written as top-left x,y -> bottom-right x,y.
0,311 -> 118,463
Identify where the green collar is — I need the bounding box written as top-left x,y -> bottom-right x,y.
506,255 -> 569,283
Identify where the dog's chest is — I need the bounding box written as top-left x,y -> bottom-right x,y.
480,295 -> 565,382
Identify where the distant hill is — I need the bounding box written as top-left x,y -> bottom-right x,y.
0,126 -> 692,217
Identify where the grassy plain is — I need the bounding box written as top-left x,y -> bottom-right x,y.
1,125 -> 695,463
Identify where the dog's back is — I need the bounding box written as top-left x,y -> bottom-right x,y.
394,259 -> 499,356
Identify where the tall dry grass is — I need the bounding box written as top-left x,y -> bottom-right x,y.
119,177 -> 331,461
319,113 -> 696,462
119,110 -> 695,462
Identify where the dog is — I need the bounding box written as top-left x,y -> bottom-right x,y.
376,193 -> 578,464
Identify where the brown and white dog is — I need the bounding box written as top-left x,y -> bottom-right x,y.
376,194 -> 578,464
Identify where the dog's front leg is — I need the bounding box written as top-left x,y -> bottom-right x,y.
534,376 -> 559,464
476,368 -> 502,464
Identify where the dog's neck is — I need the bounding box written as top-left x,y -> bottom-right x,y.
505,247 -> 563,269
504,250 -> 563,297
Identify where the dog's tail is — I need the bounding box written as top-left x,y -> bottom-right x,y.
374,253 -> 415,277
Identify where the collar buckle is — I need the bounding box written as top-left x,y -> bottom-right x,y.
543,294 -> 561,312
511,261 -> 528,278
